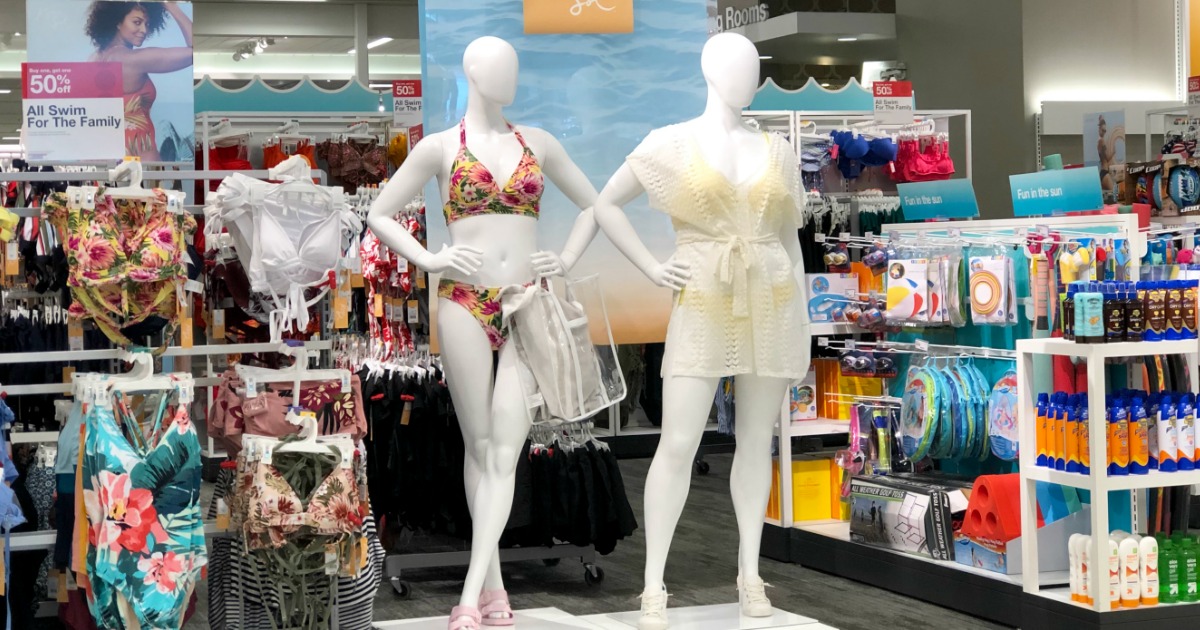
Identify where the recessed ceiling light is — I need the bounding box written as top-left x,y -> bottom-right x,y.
348,37 -> 394,54
759,55 -> 773,60
13,32 -> 19,37
820,82 -> 831,87
837,37 -> 858,42
0,89 -> 11,94
1,137 -> 18,141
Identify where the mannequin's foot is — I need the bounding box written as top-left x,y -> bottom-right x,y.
479,589 -> 515,626
737,576 -> 773,617
449,605 -> 482,630
637,586 -> 670,630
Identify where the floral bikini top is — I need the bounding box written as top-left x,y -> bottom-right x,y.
45,188 -> 196,348
443,119 -> 544,225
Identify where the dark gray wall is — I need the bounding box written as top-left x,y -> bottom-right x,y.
896,0 -> 1033,219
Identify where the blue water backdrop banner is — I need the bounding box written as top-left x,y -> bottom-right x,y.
1009,167 -> 1104,217
420,0 -> 710,343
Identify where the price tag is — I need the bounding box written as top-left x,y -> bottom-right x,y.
407,299 -> 419,325
915,339 -> 930,351
63,367 -> 75,397
815,234 -> 826,243
184,279 -> 203,294
350,272 -> 364,289
333,297 -> 349,329
416,271 -> 426,290
68,318 -> 83,351
179,298 -> 193,349
873,80 -> 914,125
215,499 -> 230,531
372,293 -> 384,318
55,571 -> 68,603
400,400 -> 412,426
4,241 -> 17,276
212,308 -> 226,340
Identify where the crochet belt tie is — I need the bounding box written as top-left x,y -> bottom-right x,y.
680,233 -> 776,319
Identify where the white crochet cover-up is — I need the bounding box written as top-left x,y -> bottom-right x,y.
626,124 -> 812,380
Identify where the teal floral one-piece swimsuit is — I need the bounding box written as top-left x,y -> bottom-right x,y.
82,388 -> 207,629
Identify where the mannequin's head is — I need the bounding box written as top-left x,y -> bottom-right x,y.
463,36 -> 519,106
700,33 -> 760,109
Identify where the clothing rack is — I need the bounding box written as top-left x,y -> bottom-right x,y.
385,420 -> 608,597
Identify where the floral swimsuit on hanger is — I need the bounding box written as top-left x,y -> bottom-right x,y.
81,384 -> 206,630
438,119 -> 544,351
45,190 -> 196,349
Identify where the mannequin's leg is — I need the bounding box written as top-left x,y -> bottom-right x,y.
642,374 -> 721,593
729,374 -> 791,581
458,342 -> 532,608
438,301 -> 505,597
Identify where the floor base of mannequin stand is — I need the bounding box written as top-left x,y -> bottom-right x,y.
597,603 -> 828,629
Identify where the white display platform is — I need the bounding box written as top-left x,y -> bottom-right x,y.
373,607 -> 603,629
588,604 -> 827,630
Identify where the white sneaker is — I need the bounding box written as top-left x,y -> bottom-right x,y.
637,586 -> 670,630
737,576 -> 773,618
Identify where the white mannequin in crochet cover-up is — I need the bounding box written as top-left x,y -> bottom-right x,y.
366,36 -> 600,630
594,32 -> 812,630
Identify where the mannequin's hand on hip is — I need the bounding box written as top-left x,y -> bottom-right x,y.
648,256 -> 691,291
418,244 -> 484,275
531,251 -> 566,278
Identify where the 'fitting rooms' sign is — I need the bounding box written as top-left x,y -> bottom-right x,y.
715,1 -> 770,32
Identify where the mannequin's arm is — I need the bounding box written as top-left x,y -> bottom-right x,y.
535,130 -> 599,272
366,137 -> 482,275
594,163 -> 689,290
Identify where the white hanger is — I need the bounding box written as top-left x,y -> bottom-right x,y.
106,350 -> 194,397
208,119 -> 252,148
235,342 -> 352,402
341,121 -> 377,141
268,120 -> 312,145
105,161 -> 156,200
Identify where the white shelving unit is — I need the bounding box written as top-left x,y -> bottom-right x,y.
1015,337 -> 1200,612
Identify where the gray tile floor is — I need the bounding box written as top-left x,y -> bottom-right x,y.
187,454 -> 1009,630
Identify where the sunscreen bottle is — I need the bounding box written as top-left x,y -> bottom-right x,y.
1036,393 -> 1050,467
1184,279 -> 1198,339
1129,396 -> 1149,475
1108,536 -> 1121,609
1159,394 -> 1178,472
1066,395 -> 1081,473
1079,393 -> 1091,475
1069,534 -> 1083,602
1140,536 -> 1159,606
1080,533 -> 1092,605
1053,393 -> 1067,470
1120,536 -> 1141,608
1162,540 -> 1180,604
1148,392 -> 1159,470
1183,538 -> 1199,602
1145,281 -> 1166,341
1177,393 -> 1196,471
1109,397 -> 1130,475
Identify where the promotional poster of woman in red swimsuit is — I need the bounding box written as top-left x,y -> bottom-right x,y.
26,1 -> 196,163
85,1 -> 193,161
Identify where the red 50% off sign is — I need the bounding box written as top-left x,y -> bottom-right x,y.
21,62 -> 125,162
873,80 -> 914,125
393,80 -> 423,128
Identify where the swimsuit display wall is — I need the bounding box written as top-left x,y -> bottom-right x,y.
625,126 -> 809,379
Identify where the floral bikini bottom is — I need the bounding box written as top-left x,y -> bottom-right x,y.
438,279 -> 509,351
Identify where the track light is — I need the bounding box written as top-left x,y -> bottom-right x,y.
378,94 -> 385,112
